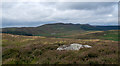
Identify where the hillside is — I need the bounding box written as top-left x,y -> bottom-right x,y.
2,33 -> 118,64
2,23 -> 118,37
2,26 -> 119,64
61,30 -> 119,41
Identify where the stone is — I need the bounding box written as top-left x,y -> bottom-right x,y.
83,45 -> 92,48
57,43 -> 92,51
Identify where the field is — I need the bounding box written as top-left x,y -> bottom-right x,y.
2,30 -> 119,64
62,30 -> 119,41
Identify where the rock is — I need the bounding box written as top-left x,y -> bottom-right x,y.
57,43 -> 92,51
57,47 -> 64,51
83,45 -> 92,48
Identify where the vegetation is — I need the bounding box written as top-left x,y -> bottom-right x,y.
71,30 -> 119,41
2,33 -> 118,64
2,23 -> 118,37
1,23 -> 119,64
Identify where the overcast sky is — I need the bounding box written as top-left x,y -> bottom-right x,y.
2,2 -> 118,27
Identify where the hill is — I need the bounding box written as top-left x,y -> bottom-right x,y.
2,33 -> 118,64
2,23 -> 118,37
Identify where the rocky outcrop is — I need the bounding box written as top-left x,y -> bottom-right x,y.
57,43 -> 92,51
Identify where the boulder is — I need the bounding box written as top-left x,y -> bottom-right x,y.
57,43 -> 92,51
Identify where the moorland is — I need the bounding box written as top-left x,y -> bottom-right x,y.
2,23 -> 119,64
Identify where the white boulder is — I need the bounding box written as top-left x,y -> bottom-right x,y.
57,43 -> 92,51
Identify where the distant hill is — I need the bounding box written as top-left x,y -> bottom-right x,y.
2,23 -> 118,36
95,26 -> 118,30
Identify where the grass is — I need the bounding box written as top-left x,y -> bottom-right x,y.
102,34 -> 119,41
63,30 -> 119,41
2,33 -> 118,64
98,30 -> 119,41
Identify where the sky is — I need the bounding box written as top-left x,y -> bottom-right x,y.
1,2 -> 118,27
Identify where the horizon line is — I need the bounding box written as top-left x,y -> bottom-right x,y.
1,23 -> 119,28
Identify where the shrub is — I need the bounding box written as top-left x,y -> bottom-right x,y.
33,49 -> 43,56
87,60 -> 99,64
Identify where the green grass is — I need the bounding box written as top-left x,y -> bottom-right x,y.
66,30 -> 119,41
99,30 -> 119,41
34,33 -> 72,37
102,34 -> 119,41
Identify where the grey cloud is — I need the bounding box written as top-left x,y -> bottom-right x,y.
2,2 -> 118,27
2,2 -> 18,9
56,2 -> 117,10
